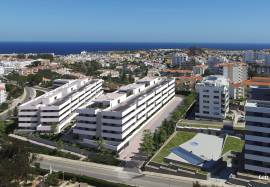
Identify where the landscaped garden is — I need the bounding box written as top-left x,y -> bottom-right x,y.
152,131 -> 196,163
222,135 -> 244,155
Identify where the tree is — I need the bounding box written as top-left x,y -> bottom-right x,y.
96,137 -> 106,153
139,130 -> 155,157
157,127 -> 168,146
0,138 -> 35,187
44,173 -> 59,186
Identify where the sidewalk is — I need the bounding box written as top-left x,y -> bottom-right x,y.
9,134 -> 86,159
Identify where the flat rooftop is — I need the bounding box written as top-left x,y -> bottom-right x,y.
21,79 -> 101,107
137,77 -> 158,83
119,83 -> 145,91
95,92 -> 126,101
111,78 -> 169,112
198,75 -> 229,87
166,133 -> 223,166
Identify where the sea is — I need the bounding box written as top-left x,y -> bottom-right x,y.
0,42 -> 270,55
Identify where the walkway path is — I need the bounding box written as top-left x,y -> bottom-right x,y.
119,96 -> 183,163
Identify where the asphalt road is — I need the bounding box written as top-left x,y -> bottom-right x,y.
119,96 -> 183,162
37,154 -> 193,187
0,86 -> 35,120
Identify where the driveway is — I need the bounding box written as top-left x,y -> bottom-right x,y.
119,96 -> 183,163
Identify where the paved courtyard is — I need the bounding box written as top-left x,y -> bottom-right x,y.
119,96 -> 183,163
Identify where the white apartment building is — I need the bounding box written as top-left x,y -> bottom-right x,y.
207,56 -> 228,74
221,62 -> 248,99
244,86 -> 270,174
18,78 -> 103,133
193,64 -> 208,75
53,79 -> 74,88
244,50 -> 270,64
195,75 -> 229,120
0,83 -> 7,104
73,77 -> 175,152
172,53 -> 189,67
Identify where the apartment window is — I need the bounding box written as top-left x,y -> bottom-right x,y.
203,106 -> 209,109
203,95 -> 209,98
203,90 -> 209,93
246,111 -> 270,118
203,100 -> 209,103
203,111 -> 209,114
213,90 -> 219,93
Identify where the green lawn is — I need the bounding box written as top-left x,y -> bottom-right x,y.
152,131 -> 196,163
222,136 -> 244,155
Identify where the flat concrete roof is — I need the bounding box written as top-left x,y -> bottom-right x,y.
137,77 -> 158,83
95,92 -> 126,101
166,133 -> 223,166
119,83 -> 145,91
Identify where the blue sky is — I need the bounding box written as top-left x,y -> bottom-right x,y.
0,0 -> 269,43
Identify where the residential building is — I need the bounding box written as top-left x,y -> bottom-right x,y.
249,63 -> 270,77
244,50 -> 270,64
18,78 -> 103,133
172,53 -> 189,67
207,56 -> 228,74
53,79 -> 74,88
220,62 -> 248,99
193,64 -> 208,75
244,85 -> 270,174
195,75 -> 229,120
160,69 -> 193,77
73,77 -> 175,152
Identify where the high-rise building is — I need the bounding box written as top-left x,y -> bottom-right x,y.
220,62 -> 248,99
244,84 -> 270,174
195,75 -> 230,120
18,79 -> 103,133
73,77 -> 175,152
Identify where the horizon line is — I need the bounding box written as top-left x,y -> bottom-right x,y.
0,41 -> 270,45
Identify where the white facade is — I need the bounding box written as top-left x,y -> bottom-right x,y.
244,50 -> 270,64
172,53 -> 189,67
244,86 -> 270,174
193,65 -> 208,75
222,62 -> 248,99
0,83 -> 7,104
195,75 -> 230,120
207,56 -> 228,73
73,77 -> 175,152
18,78 -> 103,133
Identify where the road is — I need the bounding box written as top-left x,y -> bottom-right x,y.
119,96 -> 183,163
0,86 -> 35,120
33,86 -> 50,93
37,154 -> 194,187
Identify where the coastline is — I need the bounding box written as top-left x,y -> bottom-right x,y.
0,42 -> 270,55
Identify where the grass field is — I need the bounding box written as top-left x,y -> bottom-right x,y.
222,135 -> 244,155
152,131 -> 196,163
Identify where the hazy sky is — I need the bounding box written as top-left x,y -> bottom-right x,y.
0,0 -> 270,43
